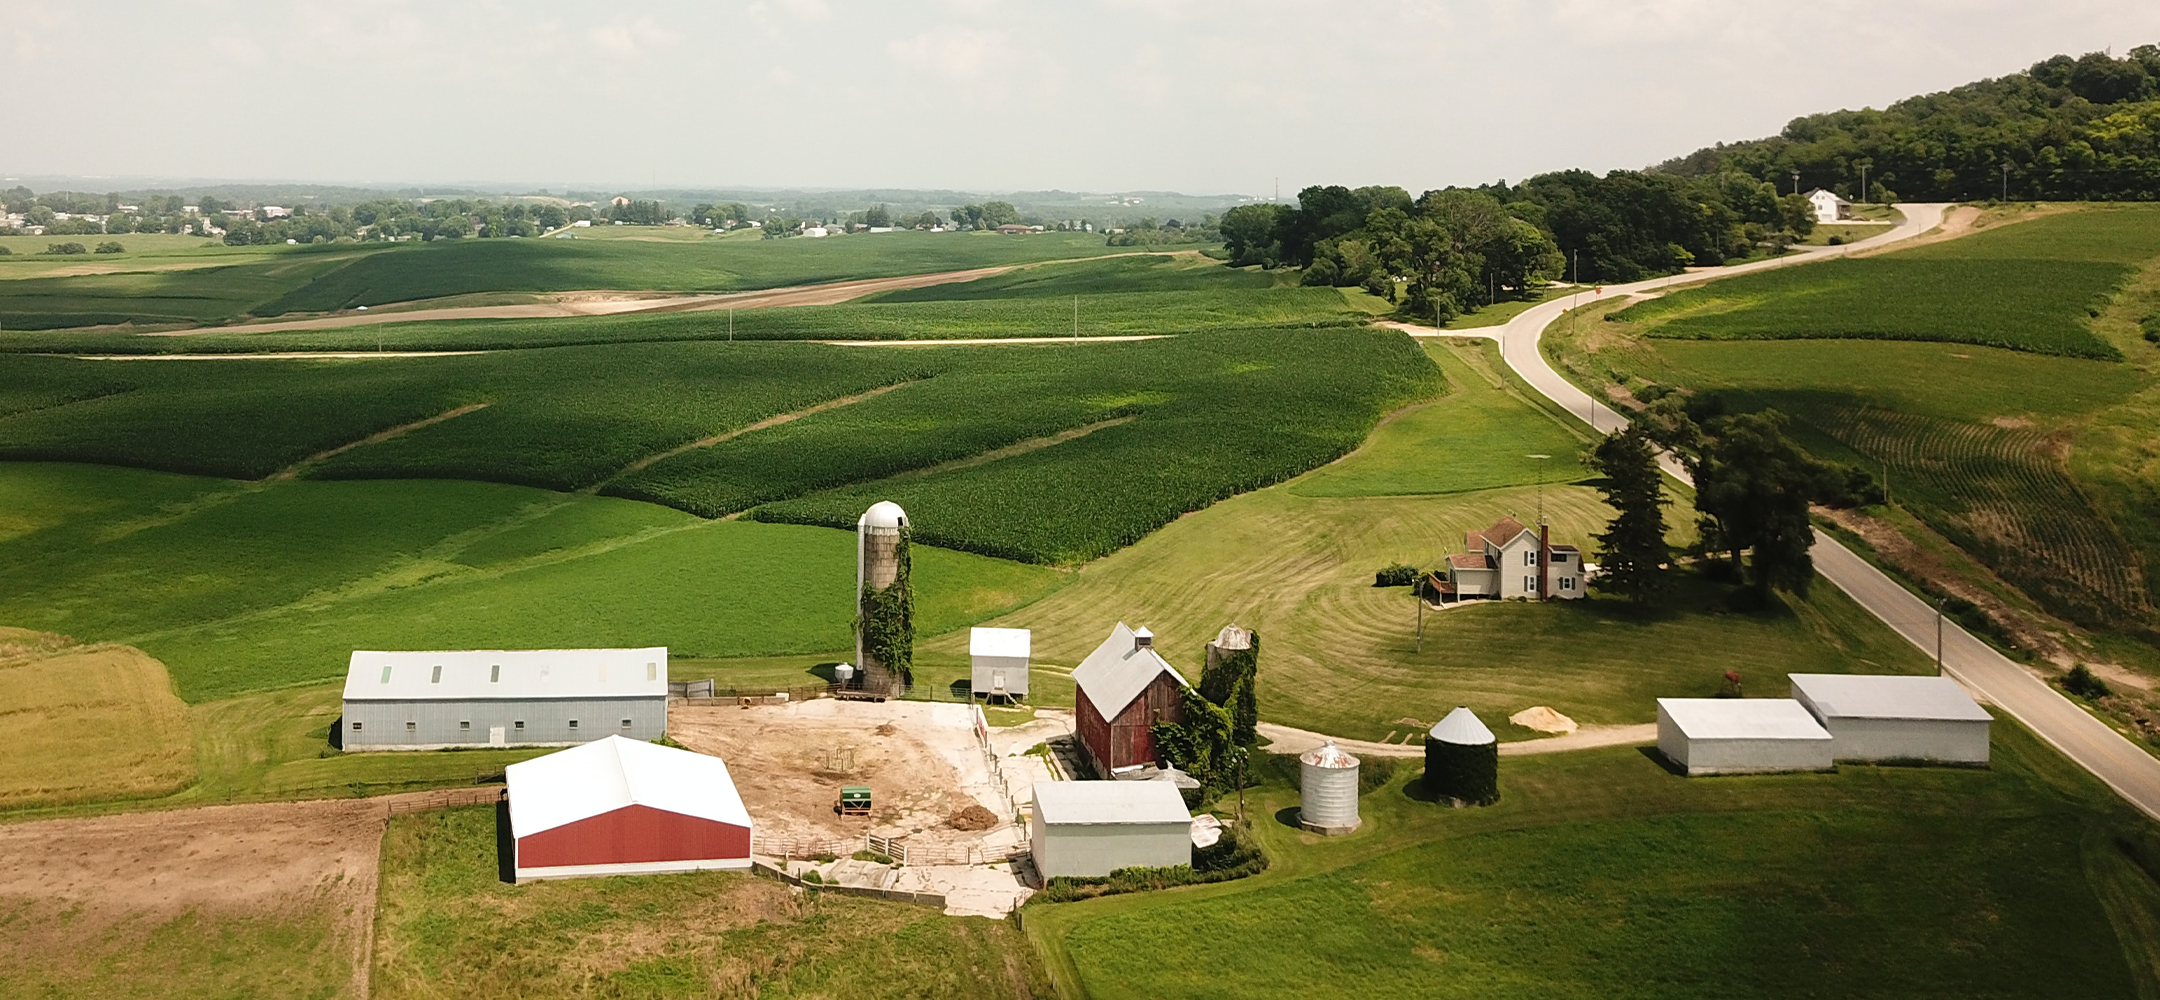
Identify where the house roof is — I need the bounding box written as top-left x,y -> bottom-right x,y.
1549,544 -> 1580,553
970,627 -> 1032,659
506,735 -> 751,838
1429,706 -> 1495,746
1448,553 -> 1493,570
1072,622 -> 1189,718
1031,779 -> 1190,826
1658,698 -> 1832,741
343,648 -> 669,701
1788,674 -> 1991,722
1470,516 -> 1531,549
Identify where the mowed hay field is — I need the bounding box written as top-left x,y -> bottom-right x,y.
1029,720 -> 2160,1000
0,628 -> 193,808
1553,204 -> 2160,646
937,342 -> 1935,740
371,805 -> 1049,999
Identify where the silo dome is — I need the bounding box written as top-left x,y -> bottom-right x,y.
859,501 -> 908,530
1424,706 -> 1499,806
1298,740 -> 1362,835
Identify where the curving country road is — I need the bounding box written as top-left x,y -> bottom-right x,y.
1487,203 -> 2160,822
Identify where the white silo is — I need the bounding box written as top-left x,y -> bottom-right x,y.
856,501 -> 910,692
1298,741 -> 1362,835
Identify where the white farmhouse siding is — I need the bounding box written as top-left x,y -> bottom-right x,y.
1029,781 -> 1191,878
1441,516 -> 1585,601
1789,673 -> 1992,765
343,648 -> 668,750
970,627 -> 1032,699
1807,188 -> 1850,223
1656,698 -> 1833,775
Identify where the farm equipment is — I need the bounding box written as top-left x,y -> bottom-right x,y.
838,785 -> 872,816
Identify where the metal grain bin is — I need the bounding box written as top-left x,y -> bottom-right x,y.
1298,741 -> 1362,835
1424,706 -> 1499,806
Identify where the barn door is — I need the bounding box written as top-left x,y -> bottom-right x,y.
992,669 -> 1007,695
489,726 -> 506,747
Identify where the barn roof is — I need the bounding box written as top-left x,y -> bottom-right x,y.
1032,779 -> 1190,826
1658,698 -> 1831,741
343,648 -> 669,701
507,735 -> 751,838
1788,674 -> 1991,722
1072,622 -> 1189,718
970,626 -> 1032,659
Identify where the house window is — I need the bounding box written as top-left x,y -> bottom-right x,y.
1561,577 -> 1575,590
621,718 -> 633,729
1524,576 -> 1538,591
430,665 -> 442,684
1552,553 -> 1568,563
351,721 -> 363,731
405,721 -> 417,732
514,720 -> 525,730
1523,551 -> 1535,566
459,720 -> 471,731
568,719 -> 579,730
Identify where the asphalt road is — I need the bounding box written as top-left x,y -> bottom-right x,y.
1490,204 -> 2160,822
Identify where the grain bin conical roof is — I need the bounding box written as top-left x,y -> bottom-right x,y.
1300,740 -> 1359,768
1429,706 -> 1495,746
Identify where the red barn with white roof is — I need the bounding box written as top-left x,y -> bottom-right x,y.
506,735 -> 753,882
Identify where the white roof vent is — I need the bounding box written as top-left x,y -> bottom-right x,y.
1133,627 -> 1153,651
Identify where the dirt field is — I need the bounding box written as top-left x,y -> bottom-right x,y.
668,699 -> 1013,853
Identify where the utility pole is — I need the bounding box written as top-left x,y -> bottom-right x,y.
1416,583 -> 1424,653
728,308 -> 734,341
1936,596 -> 1948,676
1791,169 -> 1800,196
1858,163 -> 1869,204
1073,295 -> 1079,340
2001,162 -> 2010,202
1570,249 -> 1580,340
1529,454 -> 1551,527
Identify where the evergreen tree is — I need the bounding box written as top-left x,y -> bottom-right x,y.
1588,428 -> 1670,605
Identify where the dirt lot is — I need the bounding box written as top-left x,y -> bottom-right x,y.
668,699 -> 1012,853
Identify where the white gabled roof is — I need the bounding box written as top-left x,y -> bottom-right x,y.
1429,706 -> 1495,746
1032,780 -> 1190,826
1659,698 -> 1832,741
1789,674 -> 1991,722
343,648 -> 669,701
1072,622 -> 1189,718
507,735 -> 751,838
970,627 -> 1032,659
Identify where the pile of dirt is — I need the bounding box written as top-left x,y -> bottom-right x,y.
947,805 -> 999,831
1509,706 -> 1578,735
875,723 -> 898,736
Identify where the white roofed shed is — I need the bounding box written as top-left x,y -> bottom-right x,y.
342,648 -> 668,750
506,735 -> 751,881
1029,780 -> 1192,878
1656,698 -> 1833,775
970,627 -> 1032,700
1789,673 -> 1991,765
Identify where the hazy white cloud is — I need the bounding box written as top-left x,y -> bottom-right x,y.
3,1 -> 2157,193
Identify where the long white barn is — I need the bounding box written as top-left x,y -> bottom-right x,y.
342,648 -> 669,750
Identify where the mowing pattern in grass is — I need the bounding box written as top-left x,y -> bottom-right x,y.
1044,725 -> 2150,1000
1616,207 -> 2160,360
372,805 -> 1050,999
0,629 -> 194,809
1830,405 -> 2152,625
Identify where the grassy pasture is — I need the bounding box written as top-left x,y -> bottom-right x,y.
0,628 -> 194,809
1034,721 -> 2157,1000
1616,206 -> 2160,360
371,805 -> 1050,999
0,894 -> 357,1000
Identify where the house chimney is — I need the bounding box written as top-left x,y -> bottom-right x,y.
1133,626 -> 1154,652
1539,523 -> 1550,602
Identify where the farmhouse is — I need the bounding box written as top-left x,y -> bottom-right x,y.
1656,698 -> 1834,775
1435,515 -> 1584,601
506,735 -> 752,882
970,626 -> 1031,701
1789,673 -> 1992,765
1029,780 -> 1192,878
342,648 -> 668,750
1807,187 -> 1852,223
1072,622 -> 1189,778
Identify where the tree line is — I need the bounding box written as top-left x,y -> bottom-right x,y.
1660,45 -> 2160,202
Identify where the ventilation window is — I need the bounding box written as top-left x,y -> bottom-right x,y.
459,720 -> 471,731
351,721 -> 363,731
379,665 -> 392,684
646,662 -> 657,681
405,721 -> 417,732
620,718 -> 633,728
430,665 -> 443,684
490,664 -> 500,683
514,720 -> 525,730
568,719 -> 579,730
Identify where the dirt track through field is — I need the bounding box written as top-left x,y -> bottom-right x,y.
585,381 -> 916,491
267,402 -> 490,481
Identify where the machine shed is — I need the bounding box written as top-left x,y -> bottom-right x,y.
1789,673 -> 1992,765
506,735 -> 752,882
1029,780 -> 1192,878
343,648 -> 668,750
1656,698 -> 1834,775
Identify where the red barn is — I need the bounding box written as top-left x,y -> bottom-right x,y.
1072,622 -> 1189,778
506,735 -> 752,882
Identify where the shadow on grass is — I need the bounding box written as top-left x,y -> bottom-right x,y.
1272,805 -> 1303,829
1638,745 -> 1689,777
496,798 -> 516,884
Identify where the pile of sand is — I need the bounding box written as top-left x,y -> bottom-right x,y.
948,805 -> 999,831
1509,706 -> 1578,735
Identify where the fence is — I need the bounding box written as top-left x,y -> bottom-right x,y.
749,858 -> 946,908
677,683 -> 830,707
751,833 -> 1030,870
383,785 -> 503,816
668,679 -> 714,699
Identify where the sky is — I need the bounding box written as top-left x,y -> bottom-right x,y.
6,0 -> 2160,197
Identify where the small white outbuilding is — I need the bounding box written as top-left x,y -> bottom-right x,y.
1656,698 -> 1834,775
1788,673 -> 1991,765
970,627 -> 1031,701
1029,781 -> 1191,878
